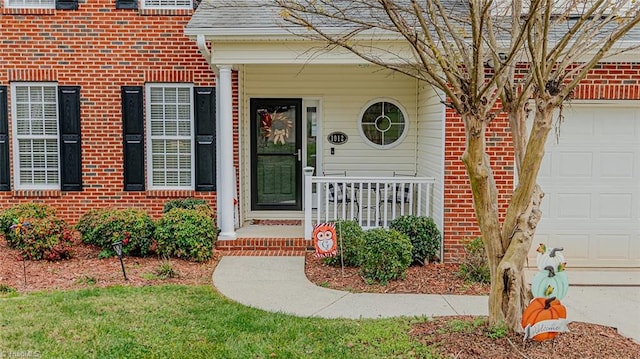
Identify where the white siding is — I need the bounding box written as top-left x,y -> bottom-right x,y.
243,64 -> 418,176
416,82 -> 445,238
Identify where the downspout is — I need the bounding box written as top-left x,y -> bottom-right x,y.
197,34 -> 212,65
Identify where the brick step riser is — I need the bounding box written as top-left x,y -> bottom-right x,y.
216,238 -> 311,252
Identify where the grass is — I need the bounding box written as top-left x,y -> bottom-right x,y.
0,284 -> 17,298
0,285 -> 440,358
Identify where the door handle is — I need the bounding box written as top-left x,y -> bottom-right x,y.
294,148 -> 301,161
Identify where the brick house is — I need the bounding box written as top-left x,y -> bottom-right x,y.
2,0 -> 639,267
0,0 -> 217,219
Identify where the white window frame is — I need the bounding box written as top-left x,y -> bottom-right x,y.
10,82 -> 61,190
145,83 -> 195,190
4,0 -> 55,9
140,0 -> 192,10
357,98 -> 409,150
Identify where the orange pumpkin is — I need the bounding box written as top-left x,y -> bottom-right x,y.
521,297 -> 567,341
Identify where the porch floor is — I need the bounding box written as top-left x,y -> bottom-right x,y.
216,223 -> 310,256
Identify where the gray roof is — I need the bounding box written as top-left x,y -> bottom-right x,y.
186,0 -> 469,36
186,0 -> 640,48
187,0 -> 287,33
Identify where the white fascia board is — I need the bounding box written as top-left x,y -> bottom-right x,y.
184,26 -> 404,41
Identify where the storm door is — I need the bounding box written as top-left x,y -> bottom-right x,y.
250,98 -> 302,210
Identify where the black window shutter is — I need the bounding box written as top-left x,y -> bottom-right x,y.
55,0 -> 78,10
122,86 -> 145,191
58,86 -> 82,191
115,0 -> 137,10
0,86 -> 9,191
194,87 -> 216,191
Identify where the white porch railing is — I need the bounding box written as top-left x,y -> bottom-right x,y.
303,167 -> 436,240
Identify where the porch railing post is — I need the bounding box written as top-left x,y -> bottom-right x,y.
304,167 -> 314,240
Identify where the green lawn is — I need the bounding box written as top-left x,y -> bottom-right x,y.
0,285 -> 438,358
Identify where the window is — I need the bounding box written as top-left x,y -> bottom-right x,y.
11,83 -> 60,189
358,99 -> 408,149
146,83 -> 194,190
140,0 -> 191,9
5,0 -> 55,8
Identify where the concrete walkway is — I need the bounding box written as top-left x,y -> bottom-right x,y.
213,256 -> 640,343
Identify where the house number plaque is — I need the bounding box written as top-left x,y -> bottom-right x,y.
327,131 -> 348,145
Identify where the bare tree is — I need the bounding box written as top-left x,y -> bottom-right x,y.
276,0 -> 640,331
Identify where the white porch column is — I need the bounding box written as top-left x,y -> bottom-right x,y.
216,65 -> 236,240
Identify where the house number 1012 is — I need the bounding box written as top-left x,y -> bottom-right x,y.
327,132 -> 348,145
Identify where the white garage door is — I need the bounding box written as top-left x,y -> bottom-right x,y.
531,103 -> 640,268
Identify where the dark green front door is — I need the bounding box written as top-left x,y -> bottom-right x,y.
251,98 -> 302,210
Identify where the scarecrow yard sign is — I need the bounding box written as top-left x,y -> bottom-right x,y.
312,222 -> 337,258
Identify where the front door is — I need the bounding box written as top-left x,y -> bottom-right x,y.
250,98 -> 302,210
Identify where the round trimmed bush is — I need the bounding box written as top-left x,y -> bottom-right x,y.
389,215 -> 441,265
155,206 -> 218,262
322,219 -> 364,267
358,228 -> 413,284
75,208 -> 155,257
0,203 -> 75,261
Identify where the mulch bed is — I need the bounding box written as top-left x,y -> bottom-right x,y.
304,252 -> 490,295
410,316 -> 640,359
2,239 -> 639,358
0,238 -> 218,293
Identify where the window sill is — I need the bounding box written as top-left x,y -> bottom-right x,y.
138,8 -> 193,16
1,7 -> 56,15
146,190 -> 197,198
12,190 -> 62,198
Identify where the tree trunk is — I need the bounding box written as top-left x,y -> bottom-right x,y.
462,101 -> 556,331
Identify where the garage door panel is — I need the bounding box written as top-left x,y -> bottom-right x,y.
551,233 -> 591,263
528,104 -> 640,268
595,234 -> 632,260
599,111 -> 637,137
598,193 -> 633,219
600,152 -> 635,178
530,232 -> 639,267
558,152 -> 593,177
557,193 -> 591,219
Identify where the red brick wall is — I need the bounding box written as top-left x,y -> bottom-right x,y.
0,1 -> 238,224
442,63 -> 640,262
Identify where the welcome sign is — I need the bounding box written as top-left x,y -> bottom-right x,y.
523,319 -> 570,341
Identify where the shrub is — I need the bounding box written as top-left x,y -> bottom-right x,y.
358,228 -> 413,284
389,215 -> 441,265
0,203 -> 75,261
322,219 -> 364,267
155,206 -> 218,262
457,237 -> 490,284
162,198 -> 209,213
75,208 -> 155,257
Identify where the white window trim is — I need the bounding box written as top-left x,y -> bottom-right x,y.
145,83 -> 195,191
357,97 -> 410,150
140,0 -> 192,10
10,82 -> 61,190
4,0 -> 55,9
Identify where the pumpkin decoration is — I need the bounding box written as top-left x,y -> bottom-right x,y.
522,296 -> 567,341
531,264 -> 569,300
536,244 -> 565,271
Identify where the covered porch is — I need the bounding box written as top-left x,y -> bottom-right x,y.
185,1 -> 445,246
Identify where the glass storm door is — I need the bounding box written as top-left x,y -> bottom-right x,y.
250,98 -> 302,210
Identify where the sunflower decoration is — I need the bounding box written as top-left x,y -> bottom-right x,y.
258,108 -> 293,145
270,111 -> 293,145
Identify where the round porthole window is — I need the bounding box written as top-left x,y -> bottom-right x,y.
358,99 -> 408,149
